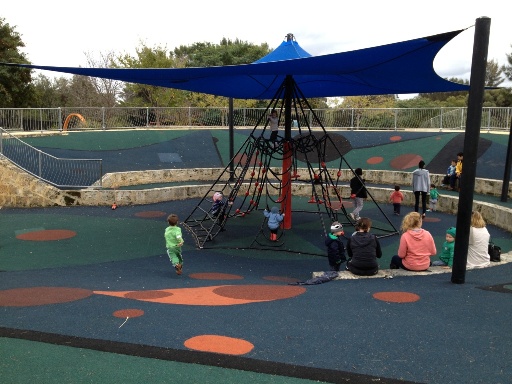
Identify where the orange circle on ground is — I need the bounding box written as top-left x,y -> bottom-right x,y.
16,229 -> 76,241
263,276 -> 300,283
189,273 -> 243,280
184,335 -> 254,355
367,156 -> 384,165
135,211 -> 167,218
124,290 -> 173,300
373,291 -> 420,303
113,309 -> 144,318
213,285 -> 305,300
390,136 -> 402,141
390,154 -> 423,170
0,287 -> 93,307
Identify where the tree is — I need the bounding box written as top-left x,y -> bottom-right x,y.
501,44 -> 512,82
0,17 -> 33,107
116,43 -> 188,108
485,59 -> 504,87
84,51 -> 123,108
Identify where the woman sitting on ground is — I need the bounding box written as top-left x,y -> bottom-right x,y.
346,217 -> 382,276
390,212 -> 436,271
467,211 -> 490,269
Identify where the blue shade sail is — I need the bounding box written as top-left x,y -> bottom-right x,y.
1,30 -> 470,99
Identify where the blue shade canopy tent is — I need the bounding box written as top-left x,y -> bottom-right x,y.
1,30 -> 470,98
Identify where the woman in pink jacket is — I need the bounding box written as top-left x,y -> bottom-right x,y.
390,212 -> 437,271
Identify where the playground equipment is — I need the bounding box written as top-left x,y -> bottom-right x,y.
182,76 -> 398,254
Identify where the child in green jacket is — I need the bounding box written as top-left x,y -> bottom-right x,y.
433,227 -> 455,267
428,184 -> 439,212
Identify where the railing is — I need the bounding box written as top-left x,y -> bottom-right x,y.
0,127 -> 103,188
0,107 -> 510,132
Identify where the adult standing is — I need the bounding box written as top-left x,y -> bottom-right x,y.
390,212 -> 437,271
467,211 -> 490,268
412,160 -> 430,218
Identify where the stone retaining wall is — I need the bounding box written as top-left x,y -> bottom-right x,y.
1,158 -> 511,231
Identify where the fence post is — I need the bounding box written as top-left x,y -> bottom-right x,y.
58,108 -> 62,132
394,109 -> 398,131
102,107 -> 106,130
439,108 -> 443,132
188,107 -> 191,127
487,108 -> 491,133
350,108 -> 354,130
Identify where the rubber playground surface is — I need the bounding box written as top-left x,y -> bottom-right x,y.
1,129 -> 512,384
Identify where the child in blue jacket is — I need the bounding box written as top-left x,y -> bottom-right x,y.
264,206 -> 285,241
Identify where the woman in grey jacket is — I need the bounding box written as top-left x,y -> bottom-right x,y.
412,160 -> 431,218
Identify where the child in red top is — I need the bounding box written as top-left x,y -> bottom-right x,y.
389,185 -> 404,215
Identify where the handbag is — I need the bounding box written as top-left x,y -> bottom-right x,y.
488,241 -> 501,262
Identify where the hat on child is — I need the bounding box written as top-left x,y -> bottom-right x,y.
330,222 -> 344,233
446,227 -> 456,238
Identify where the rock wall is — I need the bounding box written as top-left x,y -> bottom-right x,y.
1,157 -> 511,231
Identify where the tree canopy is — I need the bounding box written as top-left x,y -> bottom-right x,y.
0,17 -> 33,107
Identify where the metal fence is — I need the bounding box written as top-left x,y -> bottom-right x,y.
0,107 -> 510,132
0,127 -> 103,188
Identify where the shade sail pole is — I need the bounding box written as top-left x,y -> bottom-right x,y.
281,75 -> 293,229
451,17 -> 491,284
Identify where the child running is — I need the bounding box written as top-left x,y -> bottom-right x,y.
389,185 -> 404,215
165,214 -> 184,275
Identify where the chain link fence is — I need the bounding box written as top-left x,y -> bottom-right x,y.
0,107 -> 510,132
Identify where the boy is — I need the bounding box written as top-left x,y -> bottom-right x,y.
442,160 -> 456,187
428,184 -> 439,212
432,227 -> 456,267
389,185 -> 404,215
324,222 -> 346,271
165,214 -> 184,275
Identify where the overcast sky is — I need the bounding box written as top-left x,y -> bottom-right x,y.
3,1 -> 511,89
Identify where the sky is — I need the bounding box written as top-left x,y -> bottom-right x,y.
2,0 -> 512,92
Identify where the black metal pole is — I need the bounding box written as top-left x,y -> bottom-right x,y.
500,116 -> 512,202
229,97 -> 234,181
451,17 -> 491,284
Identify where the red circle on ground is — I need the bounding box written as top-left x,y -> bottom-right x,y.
367,156 -> 384,165
0,287 -> 93,307
262,276 -> 300,283
373,291 -> 420,303
184,335 -> 254,355
113,309 -> 144,318
422,216 -> 441,222
390,154 -> 423,170
213,285 -> 305,300
390,136 -> 402,141
135,211 -> 167,218
16,230 -> 77,241
189,273 -> 244,280
124,290 -> 173,300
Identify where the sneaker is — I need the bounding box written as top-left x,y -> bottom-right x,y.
426,209 -> 431,212
175,263 -> 183,275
